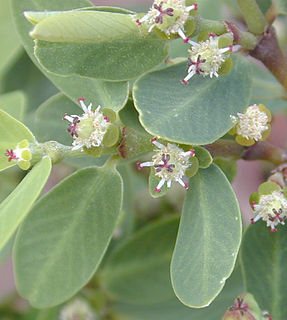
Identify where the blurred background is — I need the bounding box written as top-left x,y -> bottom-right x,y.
1,0 -> 287,311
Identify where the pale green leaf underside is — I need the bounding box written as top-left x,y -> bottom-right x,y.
241,221 -> 287,320
171,164 -> 242,307
0,109 -> 35,172
10,0 -> 129,107
100,217 -> 179,305
14,166 -> 123,308
30,10 -> 169,81
133,56 -> 252,145
0,156 -> 51,252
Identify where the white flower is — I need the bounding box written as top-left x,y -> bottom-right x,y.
137,138 -> 195,192
63,98 -> 111,151
234,104 -> 269,141
136,0 -> 197,39
181,35 -> 240,84
59,299 -> 95,320
251,191 -> 287,232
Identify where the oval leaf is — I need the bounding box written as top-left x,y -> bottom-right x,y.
133,56 -> 252,145
171,164 -> 242,307
0,90 -> 26,121
241,221 -> 287,320
11,0 -> 129,109
31,11 -> 169,81
0,109 -> 35,171
14,165 -> 123,308
100,217 -> 179,305
0,156 -> 51,252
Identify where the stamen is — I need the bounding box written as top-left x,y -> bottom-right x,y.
154,178 -> 166,193
151,138 -> 165,149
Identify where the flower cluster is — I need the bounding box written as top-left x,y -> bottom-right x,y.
136,0 -> 197,39
59,299 -> 95,320
137,138 -> 195,192
250,182 -> 287,232
181,34 -> 240,84
4,139 -> 32,170
63,98 -> 116,151
230,104 -> 271,146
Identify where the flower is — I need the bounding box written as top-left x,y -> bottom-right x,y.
181,35 -> 240,84
135,0 -> 197,40
4,139 -> 32,170
230,104 -> 271,146
63,98 -> 111,151
251,190 -> 287,232
137,138 -> 195,192
59,299 -> 95,320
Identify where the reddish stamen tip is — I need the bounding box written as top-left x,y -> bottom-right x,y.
181,79 -> 188,85
136,19 -> 142,26
184,183 -> 189,190
77,97 -> 85,102
250,201 -> 256,210
228,45 -> 233,52
270,228 -> 278,232
151,138 -> 157,143
251,218 -> 255,224
209,33 -> 216,37
5,149 -> 18,162
193,3 -> 198,10
136,162 -> 143,170
62,113 -> 68,121
183,37 -> 190,43
154,188 -> 161,193
189,149 -> 195,157
104,116 -> 111,122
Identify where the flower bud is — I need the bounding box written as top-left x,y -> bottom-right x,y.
59,298 -> 95,320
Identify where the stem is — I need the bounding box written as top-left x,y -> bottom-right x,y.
237,0 -> 267,35
197,17 -> 227,35
205,140 -> 287,166
225,21 -> 257,50
250,26 -> 287,92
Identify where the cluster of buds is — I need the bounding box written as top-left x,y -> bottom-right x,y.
63,98 -> 119,152
137,138 -> 195,193
223,293 -> 272,320
250,181 -> 287,232
59,299 -> 95,320
230,104 -> 271,146
135,0 -> 198,39
181,34 -> 240,84
5,139 -> 33,170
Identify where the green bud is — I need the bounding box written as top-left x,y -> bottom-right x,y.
219,57 -> 233,75
18,160 -> 31,171
197,31 -> 210,42
218,33 -> 233,49
185,156 -> 199,177
101,108 -> 117,123
184,19 -> 196,37
103,125 -> 120,147
258,181 -> 281,195
21,149 -> 32,161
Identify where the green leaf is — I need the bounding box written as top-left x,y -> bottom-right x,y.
35,93 -> 83,145
133,56 -> 252,145
100,217 -> 179,305
14,165 -> 123,308
251,62 -> 287,112
213,157 -> 238,183
32,10 -> 169,81
113,265 -> 244,320
0,91 -> 26,121
171,164 -> 242,307
10,0 -> 129,110
241,221 -> 287,320
0,109 -> 35,172
256,0 -> 272,14
0,156 -> 51,252
0,0 -> 21,73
